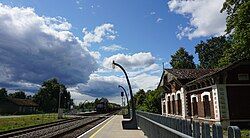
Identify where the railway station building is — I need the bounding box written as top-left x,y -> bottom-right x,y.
159,59 -> 250,128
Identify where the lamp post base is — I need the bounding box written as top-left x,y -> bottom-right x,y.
123,110 -> 131,119
122,117 -> 138,129
58,108 -> 63,119
123,113 -> 130,119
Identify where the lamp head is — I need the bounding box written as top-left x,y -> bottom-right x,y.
112,60 -> 115,69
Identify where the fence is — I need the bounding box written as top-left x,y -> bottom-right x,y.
136,111 -> 241,138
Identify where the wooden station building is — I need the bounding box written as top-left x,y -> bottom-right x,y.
159,59 -> 250,128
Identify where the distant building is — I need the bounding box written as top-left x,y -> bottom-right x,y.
159,59 -> 250,128
0,98 -> 38,115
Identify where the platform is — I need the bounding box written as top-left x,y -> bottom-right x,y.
78,115 -> 147,138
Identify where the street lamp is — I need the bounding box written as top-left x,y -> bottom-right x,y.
58,86 -> 63,119
118,85 -> 131,119
112,61 -> 137,129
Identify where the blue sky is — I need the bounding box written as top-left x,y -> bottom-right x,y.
1,0 -> 201,60
0,0 -> 227,104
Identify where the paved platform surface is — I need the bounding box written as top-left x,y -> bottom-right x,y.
79,115 -> 147,138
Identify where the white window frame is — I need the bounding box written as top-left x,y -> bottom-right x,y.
175,91 -> 181,100
170,93 -> 175,101
191,94 -> 198,103
167,94 -> 171,101
201,92 -> 211,102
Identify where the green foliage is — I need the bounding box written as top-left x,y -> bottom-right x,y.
9,91 -> 27,99
33,78 -> 73,113
219,0 -> 250,66
195,36 -> 231,68
134,87 -> 164,114
94,98 -> 101,107
78,101 -> 95,111
134,89 -> 146,108
0,88 -> 7,98
170,47 -> 196,69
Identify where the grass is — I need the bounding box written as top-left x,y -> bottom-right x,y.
0,113 -> 60,133
241,129 -> 250,138
223,129 -> 250,138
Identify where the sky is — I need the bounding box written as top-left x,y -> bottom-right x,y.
0,0 -> 227,104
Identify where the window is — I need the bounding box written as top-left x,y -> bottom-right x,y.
163,102 -> 166,113
167,96 -> 171,114
177,93 -> 182,115
172,95 -> 176,114
203,95 -> 211,118
238,74 -> 249,80
192,97 -> 198,116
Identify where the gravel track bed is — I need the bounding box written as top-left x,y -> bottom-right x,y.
3,111 -> 119,138
59,117 -> 108,138
11,117 -> 96,138
58,111 -> 119,138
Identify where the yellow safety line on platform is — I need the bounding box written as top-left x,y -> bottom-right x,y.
89,115 -> 115,138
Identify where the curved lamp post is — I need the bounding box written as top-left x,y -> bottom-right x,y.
118,85 -> 131,119
112,61 -> 137,129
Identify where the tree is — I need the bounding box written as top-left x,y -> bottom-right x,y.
9,91 -> 26,99
170,47 -> 196,69
134,89 -> 146,108
219,0 -> 250,66
94,98 -> 100,107
0,88 -> 7,99
33,78 -> 73,112
143,88 -> 164,114
195,36 -> 231,68
134,87 -> 164,114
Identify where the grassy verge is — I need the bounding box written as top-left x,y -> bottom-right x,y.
223,129 -> 250,138
0,113 -> 60,132
241,129 -> 250,138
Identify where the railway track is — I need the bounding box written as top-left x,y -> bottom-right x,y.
0,111 -> 118,138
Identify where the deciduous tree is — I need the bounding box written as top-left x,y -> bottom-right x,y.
0,88 -> 7,98
195,36 -> 231,68
33,78 -> 72,112
9,91 -> 26,99
219,0 -> 250,66
134,89 -> 146,108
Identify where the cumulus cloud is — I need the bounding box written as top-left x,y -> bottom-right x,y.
0,3 -> 162,104
131,73 -> 160,92
77,74 -> 129,97
68,86 -> 123,105
168,0 -> 227,39
82,23 -> 116,46
79,52 -> 161,98
76,71 -> 160,98
100,44 -> 127,52
0,81 -> 41,93
90,51 -> 101,60
0,3 -> 98,88
103,52 -> 156,70
67,87 -> 96,105
128,63 -> 160,77
44,17 -> 72,31
70,53 -> 162,100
